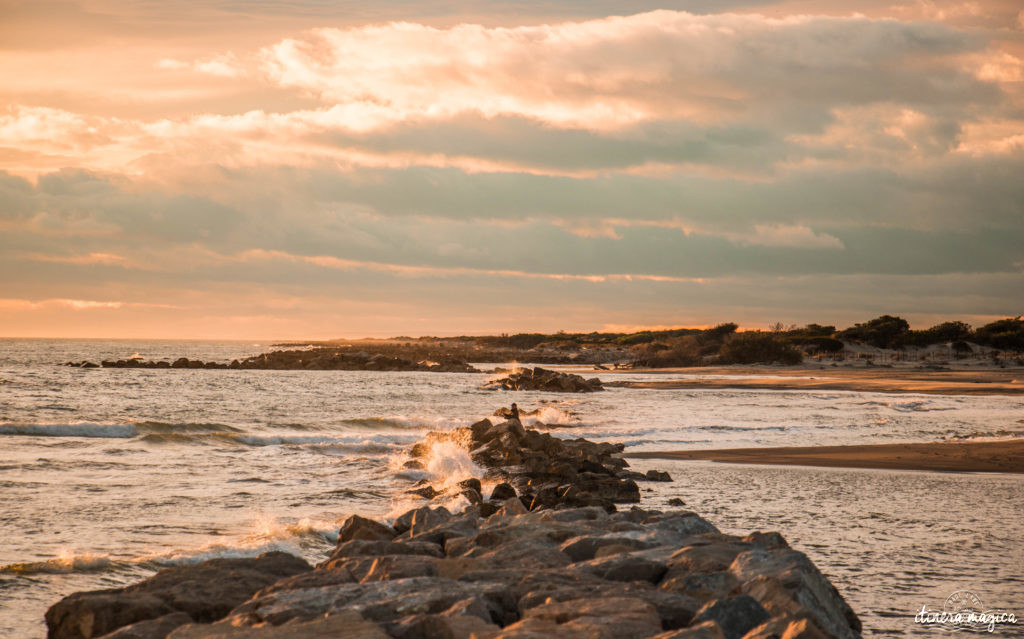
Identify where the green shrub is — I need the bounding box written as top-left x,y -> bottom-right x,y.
837,315 -> 910,349
975,317 -> 1024,351
718,332 -> 804,365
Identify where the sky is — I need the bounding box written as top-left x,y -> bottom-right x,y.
1,0 -> 1022,339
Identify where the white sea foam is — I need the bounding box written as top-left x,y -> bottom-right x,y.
523,405 -> 578,426
0,549 -> 115,575
424,439 -> 483,488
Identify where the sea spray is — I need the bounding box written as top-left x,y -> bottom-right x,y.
0,550 -> 115,575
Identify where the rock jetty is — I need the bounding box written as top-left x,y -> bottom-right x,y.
64,348 -> 478,373
405,418 -> 671,512
480,367 -> 603,392
45,418 -> 862,639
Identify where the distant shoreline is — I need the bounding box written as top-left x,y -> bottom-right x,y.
602,366 -> 1024,396
625,439 -> 1024,474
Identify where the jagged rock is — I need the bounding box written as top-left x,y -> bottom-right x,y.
571,548 -> 672,584
667,542 -> 746,575
659,571 -> 740,602
560,535 -> 655,563
692,595 -> 770,639
393,506 -> 451,535
480,367 -> 604,393
45,552 -> 310,639
731,548 -> 861,639
338,515 -> 396,543
489,483 -> 517,501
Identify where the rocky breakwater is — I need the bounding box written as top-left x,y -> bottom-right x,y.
66,348 -> 478,373
45,419 -> 862,639
480,367 -> 603,392
404,418 -> 672,512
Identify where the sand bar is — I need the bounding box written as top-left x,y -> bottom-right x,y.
626,439 -> 1024,473
606,366 -> 1024,395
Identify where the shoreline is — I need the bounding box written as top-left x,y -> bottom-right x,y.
625,439 -> 1024,474
602,366 -> 1024,396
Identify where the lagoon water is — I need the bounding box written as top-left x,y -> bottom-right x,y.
1,339 -> 1022,636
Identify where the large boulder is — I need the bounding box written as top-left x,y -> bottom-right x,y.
731,548 -> 861,639
45,553 -> 311,639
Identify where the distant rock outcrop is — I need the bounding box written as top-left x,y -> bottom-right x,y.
66,348 -> 479,373
481,367 -> 604,392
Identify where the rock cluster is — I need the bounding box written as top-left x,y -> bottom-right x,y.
406,419 -> 671,513
45,419 -> 862,639
481,368 -> 604,392
66,349 -> 478,373
46,506 -> 862,639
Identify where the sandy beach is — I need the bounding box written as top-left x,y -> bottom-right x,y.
626,439 -> 1024,473
606,366 -> 1024,396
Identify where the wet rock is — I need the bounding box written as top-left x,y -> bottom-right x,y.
407,485 -> 440,499
645,470 -> 673,482
667,498 -> 686,507
46,552 -> 311,639
692,595 -> 770,639
338,515 -> 396,543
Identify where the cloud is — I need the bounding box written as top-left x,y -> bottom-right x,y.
259,12 -> 992,131
158,54 -> 246,78
0,6 -> 1021,337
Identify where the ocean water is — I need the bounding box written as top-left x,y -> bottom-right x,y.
1,339 -> 1022,637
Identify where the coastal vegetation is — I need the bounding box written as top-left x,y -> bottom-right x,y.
66,316 -> 1024,372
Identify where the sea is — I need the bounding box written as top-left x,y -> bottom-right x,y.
1,339 -> 1022,637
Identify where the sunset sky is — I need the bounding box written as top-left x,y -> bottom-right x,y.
1,1 -> 1022,338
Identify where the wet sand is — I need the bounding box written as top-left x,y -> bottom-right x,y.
626,439 -> 1024,473
606,366 -> 1024,395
